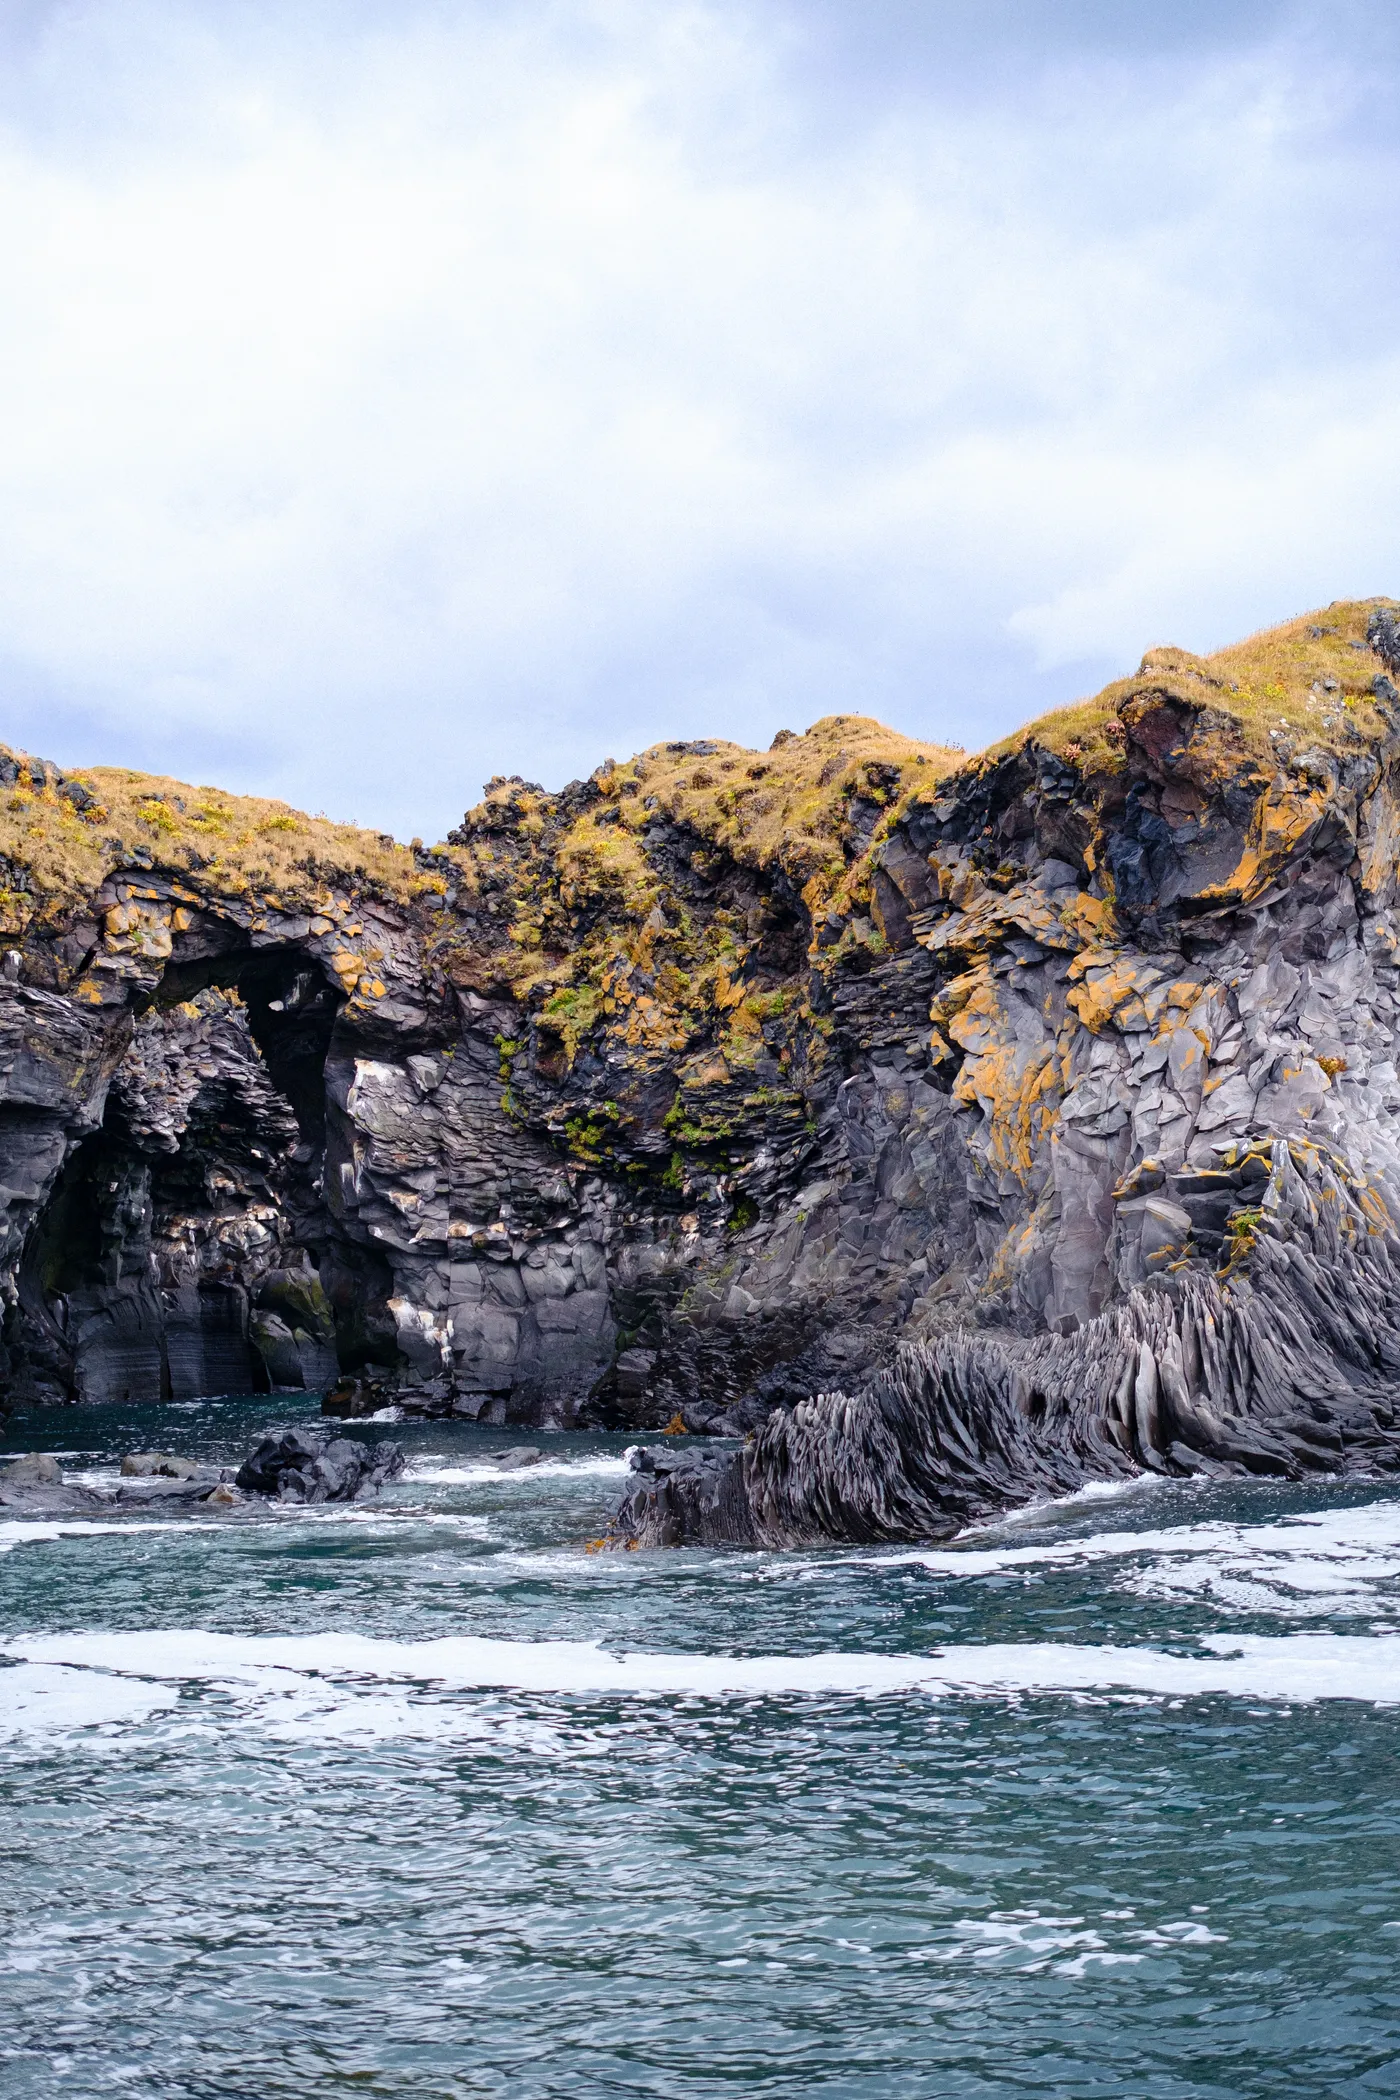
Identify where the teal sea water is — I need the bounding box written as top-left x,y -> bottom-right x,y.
3,1394 -> 1400,2098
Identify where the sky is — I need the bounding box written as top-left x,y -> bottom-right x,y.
1,0 -> 1398,840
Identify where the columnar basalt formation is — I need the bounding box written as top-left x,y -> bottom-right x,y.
8,603 -> 1400,1545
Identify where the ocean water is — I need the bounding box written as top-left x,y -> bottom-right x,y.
3,1397 -> 1400,2097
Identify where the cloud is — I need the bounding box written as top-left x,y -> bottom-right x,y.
0,0 -> 1396,836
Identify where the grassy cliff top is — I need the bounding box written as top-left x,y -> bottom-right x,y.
3,596 -> 1396,938
624,711 -> 962,864
992,597 -> 1397,770
0,758 -> 425,934
461,712 -> 963,881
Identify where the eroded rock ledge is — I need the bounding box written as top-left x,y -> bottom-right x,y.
7,601 -> 1400,1547
612,1140 -> 1400,1546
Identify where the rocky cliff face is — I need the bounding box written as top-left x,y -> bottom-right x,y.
9,602 -> 1400,1534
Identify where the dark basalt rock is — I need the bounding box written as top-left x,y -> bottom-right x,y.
234,1429 -> 405,1503
615,1442 -> 757,1546
611,1139 -> 1400,1546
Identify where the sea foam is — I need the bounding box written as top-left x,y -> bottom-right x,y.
5,1626 -> 1400,1720
858,1500 -> 1400,1617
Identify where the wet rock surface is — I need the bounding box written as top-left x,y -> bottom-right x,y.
0,1445 -> 235,1512
1,1451 -> 61,1486
0,1450 -> 104,1514
120,1451 -> 199,1478
487,1446 -> 543,1471
234,1428 -> 405,1503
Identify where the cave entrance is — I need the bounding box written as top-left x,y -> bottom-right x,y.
152,942 -> 343,1161
18,939 -> 353,1406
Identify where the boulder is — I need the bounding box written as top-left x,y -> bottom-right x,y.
0,1451 -> 61,1485
235,1428 -> 406,1503
120,1451 -> 199,1478
0,1450 -> 103,1513
488,1446 -> 543,1471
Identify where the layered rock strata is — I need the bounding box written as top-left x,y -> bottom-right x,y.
9,602 -> 1400,1552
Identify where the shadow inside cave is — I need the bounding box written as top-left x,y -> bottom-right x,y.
13,922 -> 394,1407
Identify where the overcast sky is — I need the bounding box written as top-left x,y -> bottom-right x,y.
1,0 -> 1397,839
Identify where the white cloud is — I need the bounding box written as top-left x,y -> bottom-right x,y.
0,0 -> 1396,835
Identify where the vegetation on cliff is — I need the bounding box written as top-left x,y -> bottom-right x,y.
3,594 -> 1393,948
4,593 -> 1397,1220
0,757 -> 425,942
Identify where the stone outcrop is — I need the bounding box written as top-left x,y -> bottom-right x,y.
0,1445 -> 236,1510
234,1428 -> 405,1503
12,599 -> 1400,1542
613,1143 -> 1400,1546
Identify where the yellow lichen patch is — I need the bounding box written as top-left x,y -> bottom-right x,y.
1002,893 -> 1081,952
927,887 -> 1113,976
929,970 -> 983,1031
920,892 -> 1019,963
946,972 -> 1005,1057
1057,892 -> 1116,947
1197,782 -> 1331,907
619,993 -> 692,1057
954,1039 -> 1060,1184
101,899 -> 174,961
1065,955 -> 1165,1035
712,965 -> 747,1013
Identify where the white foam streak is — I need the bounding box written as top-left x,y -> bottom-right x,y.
0,1663 -> 178,1739
7,1628 -> 1400,1718
0,1518 -> 203,1555
863,1501 -> 1400,1617
406,1457 -> 630,1485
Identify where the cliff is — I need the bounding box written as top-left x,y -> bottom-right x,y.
8,599 -> 1400,1540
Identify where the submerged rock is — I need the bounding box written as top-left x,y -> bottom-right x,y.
234,1429 -> 405,1503
111,1473 -> 228,1505
487,1446 -> 543,1471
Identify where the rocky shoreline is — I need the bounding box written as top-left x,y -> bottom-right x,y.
0,1430 -> 405,1516
610,1137 -> 1400,1546
8,601 -> 1400,1545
